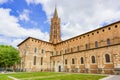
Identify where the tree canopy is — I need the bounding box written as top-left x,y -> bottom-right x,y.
0,45 -> 20,69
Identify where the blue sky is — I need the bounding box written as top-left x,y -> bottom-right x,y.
0,0 -> 49,31
0,0 -> 120,47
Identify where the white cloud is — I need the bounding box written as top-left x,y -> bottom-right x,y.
0,0 -> 8,4
0,37 -> 8,43
19,9 -> 30,22
0,8 -> 49,47
25,0 -> 120,40
10,38 -> 25,48
1,0 -> 120,47
0,0 -> 13,4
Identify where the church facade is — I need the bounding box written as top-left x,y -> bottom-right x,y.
18,8 -> 120,74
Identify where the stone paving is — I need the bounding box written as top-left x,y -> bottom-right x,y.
100,75 -> 120,80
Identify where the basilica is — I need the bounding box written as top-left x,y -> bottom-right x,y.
18,8 -> 120,74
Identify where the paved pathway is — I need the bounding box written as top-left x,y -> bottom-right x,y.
100,75 -> 120,80
8,76 -> 20,80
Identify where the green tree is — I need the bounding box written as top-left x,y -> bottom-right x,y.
0,45 -> 20,72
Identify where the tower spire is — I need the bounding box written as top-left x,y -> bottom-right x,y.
53,0 -> 58,18
49,7 -> 62,44
53,7 -> 58,18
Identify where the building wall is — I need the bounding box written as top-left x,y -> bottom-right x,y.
18,38 -> 54,72
55,22 -> 120,52
50,22 -> 120,74
18,21 -> 120,74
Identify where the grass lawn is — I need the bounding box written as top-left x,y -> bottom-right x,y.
0,72 -> 106,80
0,74 -> 12,80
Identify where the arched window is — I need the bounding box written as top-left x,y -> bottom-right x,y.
91,56 -> 95,63
105,54 -> 110,63
65,59 -> 67,64
107,39 -> 110,45
95,41 -> 98,48
34,56 -> 36,65
72,58 -> 75,64
41,57 -> 43,65
81,57 -> 84,64
86,44 -> 89,50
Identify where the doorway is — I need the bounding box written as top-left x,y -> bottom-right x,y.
58,66 -> 61,72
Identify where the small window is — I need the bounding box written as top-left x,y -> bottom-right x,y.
65,59 -> 67,64
72,58 -> 75,64
41,57 -> 43,65
115,25 -> 118,28
41,49 -> 44,53
81,57 -> 84,64
77,46 -> 80,51
105,54 -> 110,63
71,48 -> 73,52
91,56 -> 95,63
34,56 -> 36,65
65,49 -> 66,53
86,44 -> 89,50
95,41 -> 98,48
108,27 -> 111,30
51,52 -> 53,56
92,33 -> 94,35
34,47 -> 37,53
97,31 -> 99,34
60,51 -> 62,55
56,51 -> 58,55
107,39 -> 110,45
102,29 -> 104,32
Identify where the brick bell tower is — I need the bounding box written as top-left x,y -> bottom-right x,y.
49,8 -> 62,44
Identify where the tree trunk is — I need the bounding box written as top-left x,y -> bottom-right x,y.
4,66 -> 7,73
